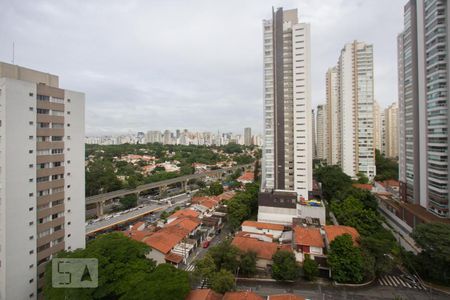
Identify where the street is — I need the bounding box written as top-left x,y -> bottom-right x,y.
85,193 -> 191,234
236,279 -> 447,300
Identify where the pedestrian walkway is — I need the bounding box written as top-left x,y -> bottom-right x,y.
185,264 -> 195,272
378,275 -> 425,290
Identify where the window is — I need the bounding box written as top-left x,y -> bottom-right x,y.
29,264 -> 34,269
29,164 -> 33,168
67,111 -> 71,115
29,150 -> 33,154
29,221 -> 34,226
29,92 -> 34,97
52,136 -> 63,141
29,236 -> 34,240
29,136 -> 33,140
29,207 -> 33,211
29,107 -> 34,112
29,250 -> 34,255
29,193 -> 33,197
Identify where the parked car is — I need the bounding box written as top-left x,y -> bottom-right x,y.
202,241 -> 210,248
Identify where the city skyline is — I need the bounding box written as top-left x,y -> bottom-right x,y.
0,0 -> 404,135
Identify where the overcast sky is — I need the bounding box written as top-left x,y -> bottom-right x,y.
0,0 -> 405,135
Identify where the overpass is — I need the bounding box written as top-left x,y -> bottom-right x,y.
86,163 -> 253,216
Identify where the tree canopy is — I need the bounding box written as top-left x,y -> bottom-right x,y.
210,269 -> 235,294
375,149 -> 399,181
328,234 -> 365,283
44,233 -> 190,300
410,223 -> 450,285
271,250 -> 300,281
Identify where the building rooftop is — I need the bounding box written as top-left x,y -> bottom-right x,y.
169,208 -> 200,220
185,289 -> 222,300
165,252 -> 184,264
352,183 -> 373,191
232,236 -> 282,260
238,172 -> 255,182
293,226 -> 324,248
223,291 -> 264,300
268,294 -> 306,300
324,225 -> 359,245
242,220 -> 285,231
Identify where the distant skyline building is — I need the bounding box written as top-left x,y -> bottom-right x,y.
384,102 -> 399,158
398,0 -> 449,220
261,7 -> 312,199
244,127 -> 252,146
0,62 -> 85,299
316,104 -> 328,161
325,66 -> 340,165
373,100 -> 383,151
311,109 -> 317,159
336,41 -> 376,179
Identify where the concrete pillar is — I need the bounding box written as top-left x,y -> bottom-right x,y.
96,201 -> 105,217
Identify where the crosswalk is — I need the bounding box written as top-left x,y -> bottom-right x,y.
378,275 -> 425,290
185,264 -> 195,272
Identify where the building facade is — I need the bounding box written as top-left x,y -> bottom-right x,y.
326,67 -> 340,165
261,7 -> 312,200
384,102 -> 399,158
373,100 -> 383,151
244,127 -> 252,146
398,0 -> 450,220
337,41 -> 376,179
316,104 -> 328,161
0,62 -> 85,299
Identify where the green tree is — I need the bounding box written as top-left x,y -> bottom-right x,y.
328,234 -> 364,283
303,254 -> 319,281
120,264 -> 190,300
194,254 -> 217,281
356,172 -> 369,184
360,229 -> 396,276
239,251 -> 257,276
209,240 -> 240,272
210,269 -> 235,294
374,149 -> 399,181
44,233 -> 157,299
411,223 -> 450,285
209,181 -> 224,196
120,194 -> 138,210
271,250 -> 300,281
314,165 -> 352,201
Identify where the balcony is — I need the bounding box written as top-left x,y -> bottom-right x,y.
37,141 -> 64,150
37,128 -> 64,137
37,240 -> 65,262
37,154 -> 64,164
36,166 -> 64,177
37,191 -> 65,206
36,100 -> 64,111
37,227 -> 65,247
37,179 -> 64,192
37,114 -> 64,124
37,216 -> 65,234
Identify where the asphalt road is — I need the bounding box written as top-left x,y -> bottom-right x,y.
85,193 -> 191,234
237,279 -> 447,300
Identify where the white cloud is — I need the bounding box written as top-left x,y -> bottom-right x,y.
0,0 -> 405,135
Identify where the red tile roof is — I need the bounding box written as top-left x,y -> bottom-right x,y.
166,217 -> 201,232
131,221 -> 145,231
217,191 -> 236,202
142,225 -> 190,254
384,179 -> 400,187
293,226 -> 324,248
324,225 -> 359,245
165,252 -> 184,264
352,183 -> 373,191
232,236 -> 280,260
242,221 -> 284,231
223,291 -> 264,300
169,208 -> 200,220
185,289 -> 223,300
237,172 -> 255,182
268,294 -> 306,300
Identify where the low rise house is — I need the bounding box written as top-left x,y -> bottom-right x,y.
292,226 -> 325,262
323,225 -> 359,247
232,234 -> 289,270
186,289 -> 222,300
352,183 -> 373,191
237,172 -> 255,184
167,208 -> 200,224
268,295 -> 305,300
241,221 -> 284,239
223,291 -> 264,300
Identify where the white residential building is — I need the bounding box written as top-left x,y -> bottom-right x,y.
326,67 -> 340,165
0,62 -> 85,299
337,41 -> 376,179
316,104 -> 328,161
261,7 -> 312,200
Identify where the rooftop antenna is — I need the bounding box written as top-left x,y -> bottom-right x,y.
12,42 -> 15,64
